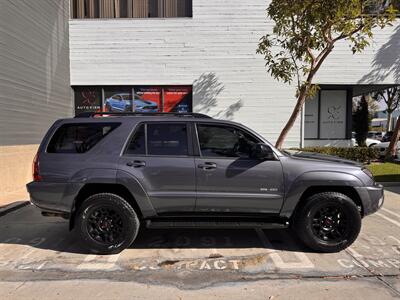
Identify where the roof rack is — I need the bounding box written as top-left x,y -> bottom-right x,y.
74,112 -> 212,119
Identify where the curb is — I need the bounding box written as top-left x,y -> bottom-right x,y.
380,182 -> 400,187
0,201 -> 30,217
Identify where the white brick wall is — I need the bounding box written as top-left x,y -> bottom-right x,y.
69,0 -> 400,147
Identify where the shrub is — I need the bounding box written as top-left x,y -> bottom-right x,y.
290,147 -> 379,163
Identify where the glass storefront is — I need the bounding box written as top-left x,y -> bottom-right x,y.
73,86 -> 192,115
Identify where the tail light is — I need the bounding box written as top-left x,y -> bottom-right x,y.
32,152 -> 42,182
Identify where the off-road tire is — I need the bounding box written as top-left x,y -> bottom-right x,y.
293,192 -> 361,253
76,193 -> 140,254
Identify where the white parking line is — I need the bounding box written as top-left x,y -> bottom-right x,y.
254,229 -> 314,269
77,254 -> 121,270
388,235 -> 400,244
381,207 -> 400,219
376,212 -> 400,228
347,247 -> 363,258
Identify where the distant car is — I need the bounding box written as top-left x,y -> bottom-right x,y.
381,131 -> 394,143
105,93 -> 158,113
367,131 -> 384,141
351,135 -> 381,147
372,141 -> 400,158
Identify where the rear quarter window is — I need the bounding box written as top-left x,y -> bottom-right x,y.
47,123 -> 120,153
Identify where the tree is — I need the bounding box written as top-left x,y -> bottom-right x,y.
386,115 -> 400,159
373,87 -> 400,131
257,0 -> 397,149
353,96 -> 370,146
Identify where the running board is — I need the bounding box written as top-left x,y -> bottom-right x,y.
145,220 -> 289,229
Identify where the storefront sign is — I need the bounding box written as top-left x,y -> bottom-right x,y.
163,86 -> 192,113
74,86 -> 193,115
135,87 -> 162,113
319,90 -> 347,139
74,87 -> 102,114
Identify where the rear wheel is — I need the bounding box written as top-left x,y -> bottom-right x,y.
293,192 -> 361,252
76,193 -> 140,254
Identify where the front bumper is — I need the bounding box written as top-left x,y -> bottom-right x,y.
355,183 -> 384,216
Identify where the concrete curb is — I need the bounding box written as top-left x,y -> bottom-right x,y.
0,201 -> 30,217
380,182 -> 400,187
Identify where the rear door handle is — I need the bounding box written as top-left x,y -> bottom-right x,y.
198,162 -> 217,170
127,160 -> 146,168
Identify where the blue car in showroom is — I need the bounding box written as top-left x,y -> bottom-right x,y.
105,93 -> 158,113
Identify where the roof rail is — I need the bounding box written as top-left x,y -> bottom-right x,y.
74,112 -> 212,119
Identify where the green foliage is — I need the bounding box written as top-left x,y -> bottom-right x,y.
367,162 -> 400,182
257,0 -> 397,96
293,147 -> 379,162
353,96 -> 370,147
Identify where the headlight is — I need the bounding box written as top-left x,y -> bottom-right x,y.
362,167 -> 373,179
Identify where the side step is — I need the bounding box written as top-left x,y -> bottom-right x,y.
145,220 -> 289,229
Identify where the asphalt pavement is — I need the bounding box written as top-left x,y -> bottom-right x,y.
0,187 -> 399,299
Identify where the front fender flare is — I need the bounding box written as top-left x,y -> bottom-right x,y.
280,171 -> 364,218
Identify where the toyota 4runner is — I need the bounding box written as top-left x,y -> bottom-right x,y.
27,112 -> 384,254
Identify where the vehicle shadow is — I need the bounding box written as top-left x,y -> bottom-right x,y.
385,185 -> 400,195
0,206 -> 314,255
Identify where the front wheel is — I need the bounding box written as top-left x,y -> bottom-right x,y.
76,193 -> 140,254
292,192 -> 361,253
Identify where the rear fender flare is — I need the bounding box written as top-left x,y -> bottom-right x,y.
116,170 -> 156,218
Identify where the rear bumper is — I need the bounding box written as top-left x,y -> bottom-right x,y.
26,181 -> 74,214
355,183 -> 384,216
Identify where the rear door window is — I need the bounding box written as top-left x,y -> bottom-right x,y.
147,123 -> 188,156
125,124 -> 146,155
47,123 -> 120,153
125,123 -> 189,156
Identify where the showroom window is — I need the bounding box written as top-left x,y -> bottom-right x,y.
73,86 -> 192,115
71,0 -> 192,19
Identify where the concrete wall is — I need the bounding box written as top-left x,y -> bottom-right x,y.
0,0 -> 72,204
69,0 -> 400,148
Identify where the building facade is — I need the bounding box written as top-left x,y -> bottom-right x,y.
1,0 -> 399,202
0,0 -> 72,203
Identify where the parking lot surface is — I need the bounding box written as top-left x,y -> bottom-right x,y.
0,187 -> 399,299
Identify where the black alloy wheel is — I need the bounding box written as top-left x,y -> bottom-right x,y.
293,192 -> 361,253
311,205 -> 348,243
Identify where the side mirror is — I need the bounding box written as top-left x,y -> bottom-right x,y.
252,143 -> 275,160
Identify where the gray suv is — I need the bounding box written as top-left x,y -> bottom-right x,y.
27,112 -> 384,254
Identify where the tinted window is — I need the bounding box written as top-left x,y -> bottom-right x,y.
71,0 -> 192,19
126,124 -> 146,155
147,123 -> 188,156
197,124 -> 258,158
47,123 -> 119,153
121,94 -> 131,100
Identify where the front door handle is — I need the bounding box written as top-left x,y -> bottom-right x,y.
198,162 -> 217,170
127,160 -> 146,168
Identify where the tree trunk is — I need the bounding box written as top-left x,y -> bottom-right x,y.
386,111 -> 392,131
275,88 -> 308,149
385,116 -> 400,160
274,45 -> 333,149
